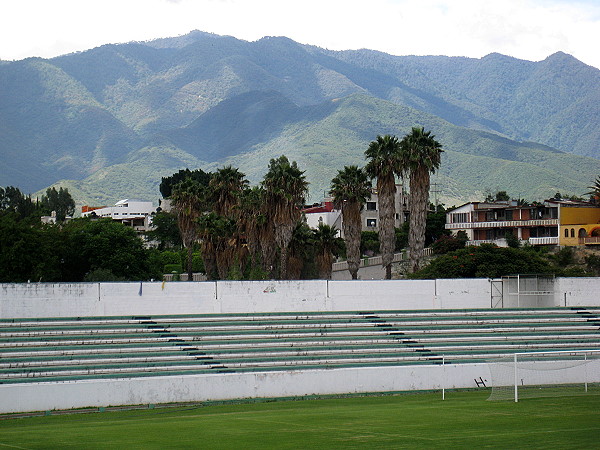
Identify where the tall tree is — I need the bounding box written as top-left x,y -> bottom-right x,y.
238,186 -> 267,271
262,155 -> 308,279
365,135 -> 403,279
313,223 -> 343,279
0,186 -> 39,220
209,166 -> 249,276
400,127 -> 443,273
330,166 -> 372,279
159,169 -> 211,199
197,212 -> 236,280
209,166 -> 249,217
287,221 -> 314,280
170,178 -> 206,280
40,187 -> 75,222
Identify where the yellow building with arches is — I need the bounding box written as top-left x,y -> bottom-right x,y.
559,202 -> 600,246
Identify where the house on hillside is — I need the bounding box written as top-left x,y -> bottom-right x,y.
303,184 -> 409,236
445,199 -> 600,247
81,199 -> 156,233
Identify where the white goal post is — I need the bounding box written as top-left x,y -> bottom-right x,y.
488,350 -> 600,402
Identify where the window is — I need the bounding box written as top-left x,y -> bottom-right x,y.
366,218 -> 377,227
451,212 -> 468,223
505,210 -> 513,221
564,229 -> 569,238
571,228 -> 575,238
366,202 -> 377,211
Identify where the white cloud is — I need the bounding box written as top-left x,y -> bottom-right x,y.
1,0 -> 599,69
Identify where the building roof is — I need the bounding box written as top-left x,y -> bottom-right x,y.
302,201 -> 335,214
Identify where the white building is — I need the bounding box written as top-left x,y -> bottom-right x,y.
302,184 -> 409,237
82,199 -> 156,233
302,200 -> 342,233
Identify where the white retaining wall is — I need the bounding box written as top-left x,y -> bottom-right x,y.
0,278 -> 500,318
0,363 -> 490,414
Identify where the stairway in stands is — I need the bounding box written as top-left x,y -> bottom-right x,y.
1,308 -> 599,384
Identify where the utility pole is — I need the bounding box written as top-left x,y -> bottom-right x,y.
430,183 -> 441,208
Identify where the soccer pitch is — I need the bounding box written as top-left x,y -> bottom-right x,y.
1,391 -> 599,449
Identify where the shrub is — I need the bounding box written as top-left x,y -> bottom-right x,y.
410,244 -> 555,279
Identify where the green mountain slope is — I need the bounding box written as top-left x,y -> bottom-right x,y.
53,94 -> 600,207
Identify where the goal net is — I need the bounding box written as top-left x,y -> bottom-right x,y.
488,350 -> 600,402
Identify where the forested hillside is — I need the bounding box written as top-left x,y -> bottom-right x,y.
1,30 -> 598,205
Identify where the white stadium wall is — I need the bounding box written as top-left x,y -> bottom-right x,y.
0,363 -> 492,414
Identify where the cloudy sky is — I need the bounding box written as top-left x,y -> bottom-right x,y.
2,0 -> 599,69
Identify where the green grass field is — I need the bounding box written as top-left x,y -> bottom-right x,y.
1,391 -> 599,449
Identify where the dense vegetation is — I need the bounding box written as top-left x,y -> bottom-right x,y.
1,32 -> 599,205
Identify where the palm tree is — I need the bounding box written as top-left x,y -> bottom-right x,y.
330,166 -> 372,279
238,186 -> 266,271
209,166 -> 249,217
197,212 -> 236,280
365,135 -> 403,279
170,178 -> 206,280
287,221 -> 314,279
399,127 -> 443,273
262,155 -> 309,279
313,223 -> 343,279
586,176 -> 600,202
209,166 -> 249,277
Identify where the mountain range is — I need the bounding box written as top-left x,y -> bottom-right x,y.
1,30 -> 599,206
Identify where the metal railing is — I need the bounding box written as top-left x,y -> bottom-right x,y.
467,237 -> 558,247
580,236 -> 600,245
332,248 -> 433,272
446,218 -> 558,230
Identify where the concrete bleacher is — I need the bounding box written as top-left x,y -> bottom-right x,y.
2,307 -> 599,385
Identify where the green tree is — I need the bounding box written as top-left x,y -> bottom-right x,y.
0,213 -> 47,282
146,211 -> 182,249
287,221 -> 315,279
64,218 -> 151,281
361,231 -> 380,255
238,186 -> 268,271
330,166 -> 372,279
313,224 -> 343,279
159,169 -> 211,199
485,190 -> 510,202
171,178 -> 207,280
365,135 -> 403,279
209,166 -> 248,217
425,203 -> 449,246
431,231 -> 468,254
0,186 -> 39,220
197,212 -> 236,280
504,231 -> 520,248
410,244 -> 554,279
40,187 -> 75,222
209,166 -> 249,277
399,127 -> 443,273
262,155 -> 308,279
